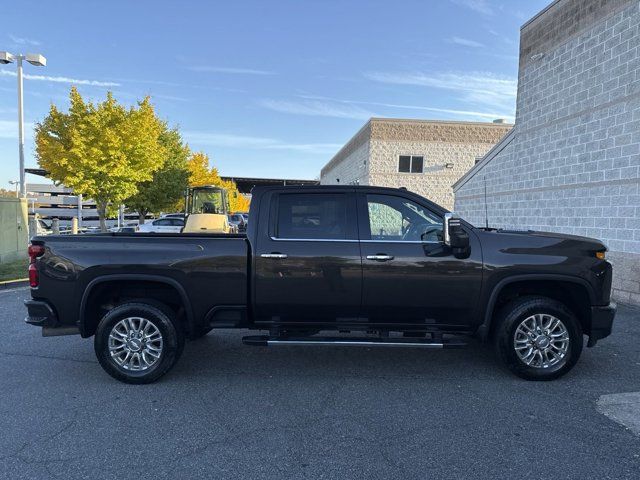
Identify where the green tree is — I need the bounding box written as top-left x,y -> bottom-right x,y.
35,87 -> 166,231
126,127 -> 190,223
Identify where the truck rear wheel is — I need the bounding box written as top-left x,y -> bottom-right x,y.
94,302 -> 185,384
494,296 -> 583,381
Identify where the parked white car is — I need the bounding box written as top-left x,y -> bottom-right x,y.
136,217 -> 184,233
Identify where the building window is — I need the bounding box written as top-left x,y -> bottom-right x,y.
398,155 -> 424,173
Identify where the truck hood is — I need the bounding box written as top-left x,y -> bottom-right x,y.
480,228 -> 607,251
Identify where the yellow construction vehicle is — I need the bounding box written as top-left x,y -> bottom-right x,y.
182,185 -> 232,234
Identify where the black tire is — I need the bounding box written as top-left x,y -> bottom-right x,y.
494,296 -> 583,381
94,302 -> 185,384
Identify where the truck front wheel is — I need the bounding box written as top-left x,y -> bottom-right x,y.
494,296 -> 583,381
94,302 -> 185,384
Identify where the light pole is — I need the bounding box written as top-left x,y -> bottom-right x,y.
0,51 -> 47,198
8,180 -> 19,198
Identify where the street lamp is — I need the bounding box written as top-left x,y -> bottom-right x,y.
0,51 -> 47,198
8,180 -> 19,198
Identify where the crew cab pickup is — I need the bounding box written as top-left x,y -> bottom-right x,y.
25,186 -> 616,383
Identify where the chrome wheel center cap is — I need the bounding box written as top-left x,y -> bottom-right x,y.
127,338 -> 143,352
534,335 -> 550,349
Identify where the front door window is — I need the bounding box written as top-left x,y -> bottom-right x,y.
366,194 -> 443,242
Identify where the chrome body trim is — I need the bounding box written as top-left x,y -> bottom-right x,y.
269,236 -> 442,245
366,255 -> 394,261
267,339 -> 445,348
260,253 -> 288,259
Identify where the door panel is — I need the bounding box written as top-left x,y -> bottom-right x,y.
358,193 -> 482,327
254,191 -> 362,324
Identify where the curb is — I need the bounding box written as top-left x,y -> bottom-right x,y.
0,278 -> 29,290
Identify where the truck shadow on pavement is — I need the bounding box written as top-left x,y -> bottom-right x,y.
172,332 -> 526,382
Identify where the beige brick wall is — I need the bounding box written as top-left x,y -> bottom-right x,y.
368,139 -> 499,209
320,140 -> 370,186
320,118 -> 512,209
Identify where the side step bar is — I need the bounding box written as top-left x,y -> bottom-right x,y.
242,335 -> 466,349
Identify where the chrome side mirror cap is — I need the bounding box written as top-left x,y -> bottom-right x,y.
444,212 -> 470,258
443,212 -> 461,246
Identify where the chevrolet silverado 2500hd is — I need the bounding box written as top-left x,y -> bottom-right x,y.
25,186 -> 616,383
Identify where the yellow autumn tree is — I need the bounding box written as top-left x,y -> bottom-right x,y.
35,87 -> 167,231
186,152 -> 250,212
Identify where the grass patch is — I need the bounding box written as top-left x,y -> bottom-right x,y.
0,258 -> 28,282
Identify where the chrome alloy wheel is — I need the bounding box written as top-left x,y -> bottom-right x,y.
108,317 -> 163,371
513,313 -> 569,369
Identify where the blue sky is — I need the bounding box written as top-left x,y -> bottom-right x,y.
0,0 -> 549,188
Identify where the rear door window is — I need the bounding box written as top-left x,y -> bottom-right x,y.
275,193 -> 350,240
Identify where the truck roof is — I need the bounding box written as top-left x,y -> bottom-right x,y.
249,184 -> 449,215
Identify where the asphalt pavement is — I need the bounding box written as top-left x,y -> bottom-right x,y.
1,287 -> 639,479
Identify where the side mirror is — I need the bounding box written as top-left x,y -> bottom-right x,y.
444,212 -> 470,258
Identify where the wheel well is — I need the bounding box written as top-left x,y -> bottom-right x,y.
488,280 -> 592,337
82,280 -> 189,337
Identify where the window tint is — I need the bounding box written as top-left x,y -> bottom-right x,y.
170,219 -> 184,226
411,156 -> 424,173
398,155 -> 411,173
276,193 -> 348,240
153,219 -> 171,226
366,194 -> 443,242
398,155 -> 424,173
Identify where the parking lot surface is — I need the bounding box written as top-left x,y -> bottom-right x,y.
1,287 -> 639,479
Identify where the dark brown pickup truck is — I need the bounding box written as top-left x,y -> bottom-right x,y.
25,186 -> 616,383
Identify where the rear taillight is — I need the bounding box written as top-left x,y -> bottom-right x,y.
28,244 -> 44,259
28,244 -> 45,288
28,263 -> 38,288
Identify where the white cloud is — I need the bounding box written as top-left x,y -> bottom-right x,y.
0,120 -> 34,139
364,71 -> 517,111
449,36 -> 485,48
183,131 -> 340,154
259,99 -> 375,120
295,94 -> 513,123
266,142 -> 342,154
449,0 -> 494,16
0,69 -> 120,87
189,66 -> 275,75
8,34 -> 41,46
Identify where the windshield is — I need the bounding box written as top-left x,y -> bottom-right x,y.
190,189 -> 226,215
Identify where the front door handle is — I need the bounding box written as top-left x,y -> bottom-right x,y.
261,253 -> 288,259
366,254 -> 394,261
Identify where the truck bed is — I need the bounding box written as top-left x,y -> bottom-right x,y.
30,233 -> 250,336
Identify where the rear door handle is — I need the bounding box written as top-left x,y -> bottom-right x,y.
261,253 -> 288,259
366,254 -> 394,261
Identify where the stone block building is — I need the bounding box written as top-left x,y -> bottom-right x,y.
454,0 -> 640,305
320,118 -> 513,209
